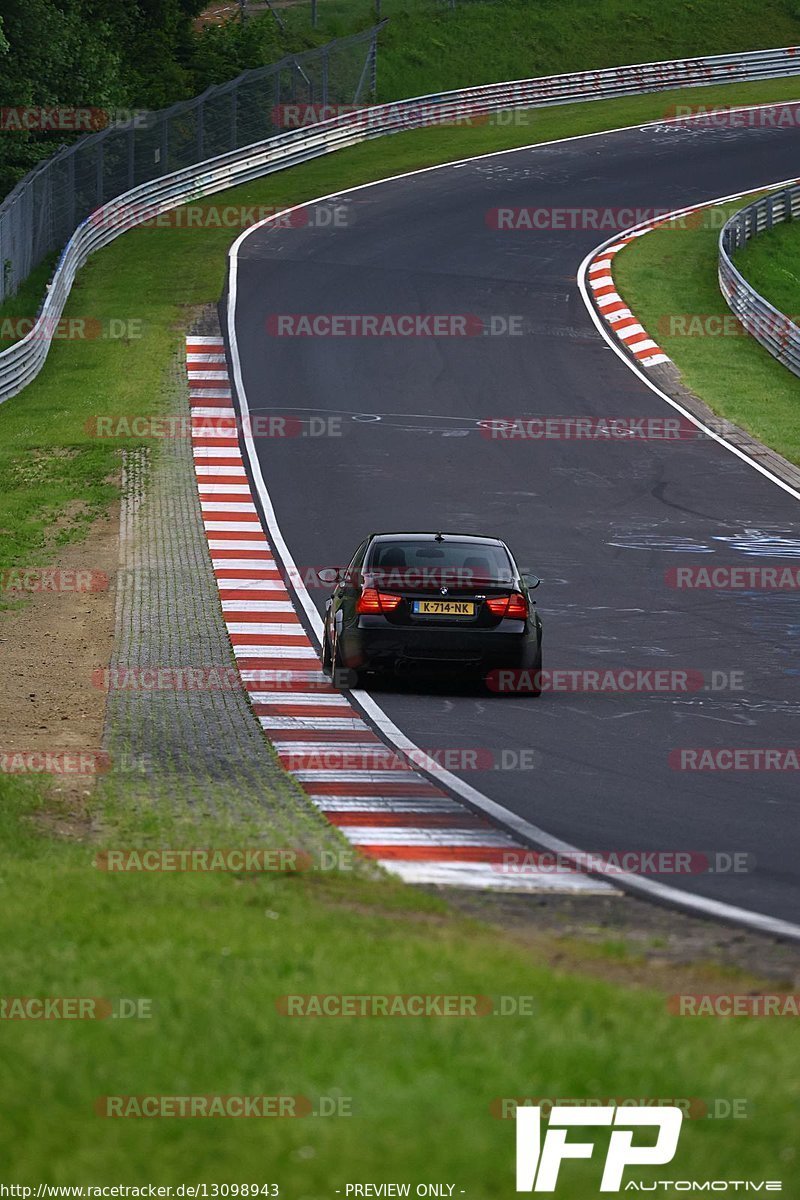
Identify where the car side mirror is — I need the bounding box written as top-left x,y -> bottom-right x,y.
521,571 -> 541,589
317,567 -> 342,584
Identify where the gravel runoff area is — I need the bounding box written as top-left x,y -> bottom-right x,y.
97,306 -> 349,856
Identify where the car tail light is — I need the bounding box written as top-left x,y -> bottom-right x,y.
506,591 -> 528,619
356,588 -> 401,614
485,592 -> 528,619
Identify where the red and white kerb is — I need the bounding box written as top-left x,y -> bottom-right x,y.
185,335 -> 610,894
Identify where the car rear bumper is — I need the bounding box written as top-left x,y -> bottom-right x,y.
339,618 -> 541,673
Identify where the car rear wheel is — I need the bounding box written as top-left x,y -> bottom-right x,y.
322,627 -> 333,676
480,647 -> 542,696
527,649 -> 542,697
333,633 -> 368,690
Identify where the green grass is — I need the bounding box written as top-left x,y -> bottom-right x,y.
4,75 -> 800,574
736,214 -> 800,318
1,779 -> 799,1184
613,194 -> 800,465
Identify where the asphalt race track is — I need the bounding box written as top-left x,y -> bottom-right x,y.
228,114 -> 800,925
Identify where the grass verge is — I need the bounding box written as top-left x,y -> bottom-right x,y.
613,195 -> 800,465
1,780 -> 799,1183
273,0 -> 800,103
735,213 -> 800,318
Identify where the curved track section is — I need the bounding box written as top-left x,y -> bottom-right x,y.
228,113 -> 800,926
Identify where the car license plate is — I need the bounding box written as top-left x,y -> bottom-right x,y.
412,600 -> 475,616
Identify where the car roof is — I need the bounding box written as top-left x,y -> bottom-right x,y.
368,532 -> 506,546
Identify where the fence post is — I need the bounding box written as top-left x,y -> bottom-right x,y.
273,68 -> 282,131
126,126 -> 135,191
0,207 -> 5,305
197,100 -> 205,161
322,46 -> 329,105
67,150 -> 76,235
231,81 -> 238,150
160,113 -> 169,173
96,138 -> 105,206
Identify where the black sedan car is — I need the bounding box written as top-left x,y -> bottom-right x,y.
318,532 -> 542,691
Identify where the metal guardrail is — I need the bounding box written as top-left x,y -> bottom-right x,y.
0,26 -> 382,306
719,185 -> 800,376
4,42 -> 800,404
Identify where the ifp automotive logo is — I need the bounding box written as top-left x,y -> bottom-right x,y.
516,1105 -> 683,1192
514,1105 -> 782,1192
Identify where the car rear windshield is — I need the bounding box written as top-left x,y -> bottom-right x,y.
365,540 -> 514,585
